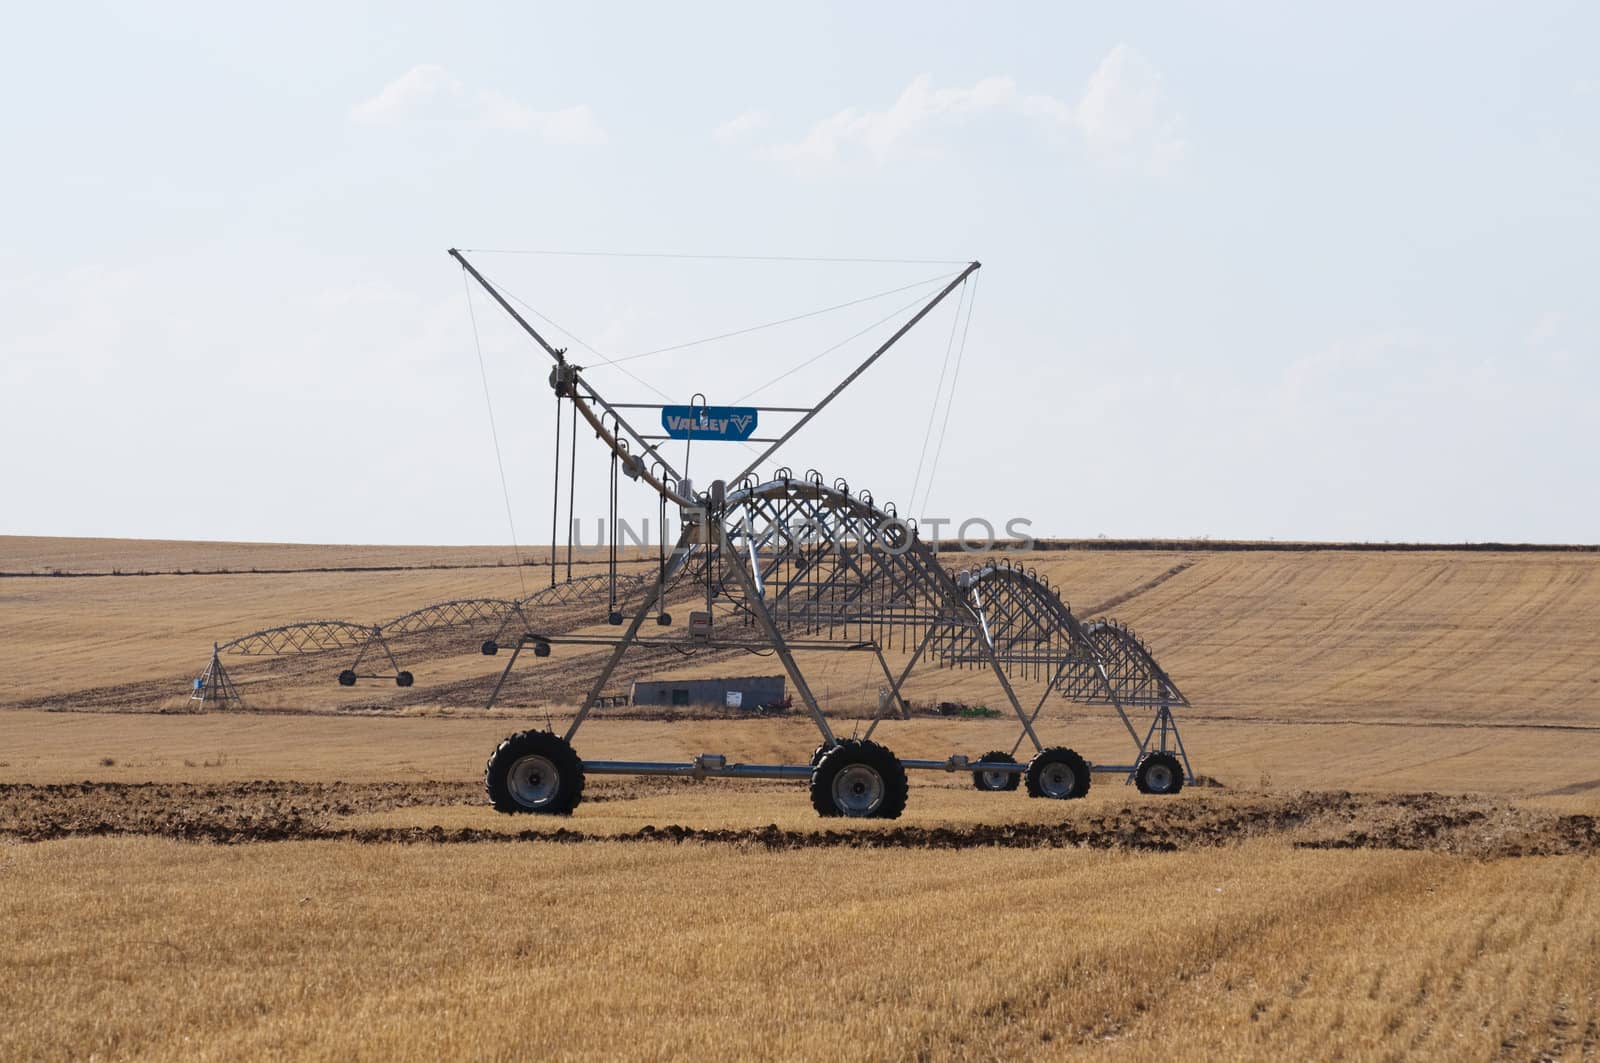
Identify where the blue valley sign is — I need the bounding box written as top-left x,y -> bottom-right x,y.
660,405 -> 759,442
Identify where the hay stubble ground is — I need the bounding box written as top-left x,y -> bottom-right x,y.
2,537 -> 1598,1059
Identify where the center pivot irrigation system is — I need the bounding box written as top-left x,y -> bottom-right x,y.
451,249 -> 1197,819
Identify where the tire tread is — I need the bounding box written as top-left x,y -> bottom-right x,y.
484,729 -> 585,815
810,739 -> 908,819
1025,747 -> 1091,800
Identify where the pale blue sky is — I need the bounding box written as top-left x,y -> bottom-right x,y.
3,2 -> 1595,544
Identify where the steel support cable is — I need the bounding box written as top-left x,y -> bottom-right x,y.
494,276 -> 758,522
462,249 -> 969,266
595,275 -> 932,478
732,288 -> 941,405
906,278 -> 968,518
474,260 -> 955,492
475,267 -> 674,403
462,269 -> 529,600
605,270 -> 961,365
917,271 -> 980,518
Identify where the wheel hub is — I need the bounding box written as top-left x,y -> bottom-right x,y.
1040,763 -> 1075,798
832,764 -> 885,816
507,754 -> 560,809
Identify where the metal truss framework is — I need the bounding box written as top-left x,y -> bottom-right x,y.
190,643 -> 244,710
484,472 -> 1195,784
460,247 -> 1196,801
220,620 -> 375,656
931,561 -> 1193,781
197,248 -> 1199,808
192,573 -> 647,707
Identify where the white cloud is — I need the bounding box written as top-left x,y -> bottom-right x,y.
477,93 -> 607,144
765,45 -> 1183,173
349,63 -> 460,125
713,108 -> 770,143
349,64 -> 607,145
769,75 -> 1022,164
1075,45 -> 1185,173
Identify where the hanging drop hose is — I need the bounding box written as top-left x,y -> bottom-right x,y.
608,447 -> 620,615
657,481 -> 668,618
565,396 -> 577,583
683,392 -> 707,490
682,423 -> 694,488
549,392 -> 562,589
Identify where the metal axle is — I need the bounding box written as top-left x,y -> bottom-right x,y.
580,754 -> 1045,780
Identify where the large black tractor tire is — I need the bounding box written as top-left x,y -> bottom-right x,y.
484,729 -> 585,815
810,739 -> 909,819
1135,752 -> 1185,795
1025,747 -> 1091,800
337,669 -> 357,687
395,671 -> 414,688
972,750 -> 1022,792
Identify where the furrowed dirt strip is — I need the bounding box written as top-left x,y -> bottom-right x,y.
2,783 -> 1595,854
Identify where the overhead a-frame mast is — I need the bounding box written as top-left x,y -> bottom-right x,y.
449,248 -> 979,497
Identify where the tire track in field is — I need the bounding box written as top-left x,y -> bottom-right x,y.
1295,557 -> 1455,701
913,853 -> 1436,1057
1078,560 -> 1198,617
1333,558 -> 1550,714
1139,555 -> 1318,709
1235,555 -> 1452,714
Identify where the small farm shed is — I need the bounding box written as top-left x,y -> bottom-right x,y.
629,675 -> 787,709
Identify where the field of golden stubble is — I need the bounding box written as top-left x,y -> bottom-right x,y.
2,837 -> 1595,1060
2,536 -> 1599,1059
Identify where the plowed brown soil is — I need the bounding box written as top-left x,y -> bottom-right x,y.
5,780 -> 1595,856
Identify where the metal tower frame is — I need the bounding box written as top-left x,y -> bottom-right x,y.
453,249 -> 1198,811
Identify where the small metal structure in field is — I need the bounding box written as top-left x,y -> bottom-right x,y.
452,248 -> 1198,819
190,579 -> 641,705
190,643 -> 244,710
193,621 -> 413,704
